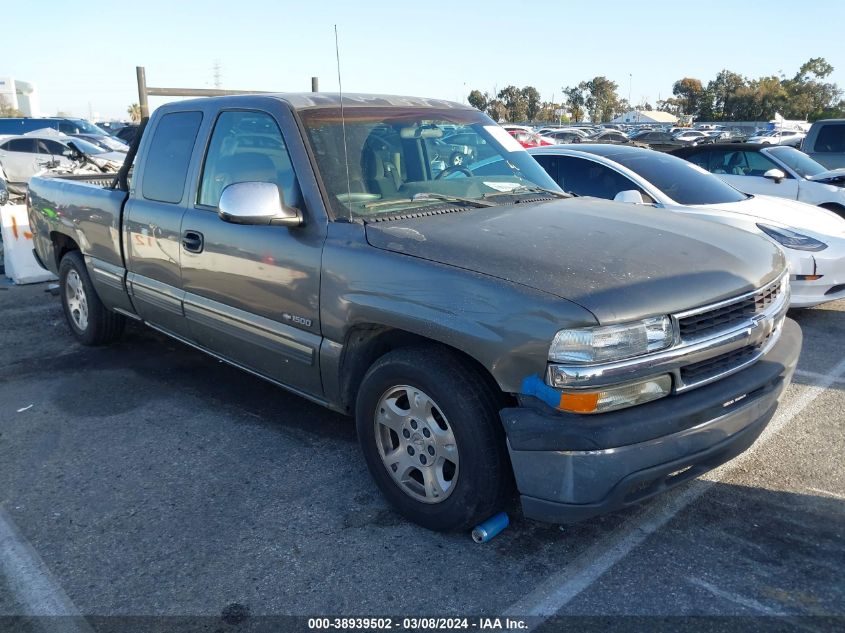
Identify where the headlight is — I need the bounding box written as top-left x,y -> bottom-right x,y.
757,223 -> 827,252
549,316 -> 674,364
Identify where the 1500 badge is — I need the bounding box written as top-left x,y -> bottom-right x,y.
282,313 -> 312,328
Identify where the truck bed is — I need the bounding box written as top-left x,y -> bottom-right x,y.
28,174 -> 128,275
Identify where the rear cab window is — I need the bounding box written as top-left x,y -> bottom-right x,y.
142,111 -> 203,204
814,124 -> 845,153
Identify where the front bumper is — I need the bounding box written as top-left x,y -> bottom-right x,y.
787,245 -> 845,308
501,318 -> 801,524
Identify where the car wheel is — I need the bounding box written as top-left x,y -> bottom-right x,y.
59,251 -> 125,345
355,346 -> 511,531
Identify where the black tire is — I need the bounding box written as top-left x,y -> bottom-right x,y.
355,346 -> 512,531
59,251 -> 125,345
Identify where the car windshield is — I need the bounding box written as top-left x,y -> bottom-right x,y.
602,150 -> 748,205
299,107 -> 561,219
68,138 -> 108,155
68,119 -> 109,135
766,146 -> 827,178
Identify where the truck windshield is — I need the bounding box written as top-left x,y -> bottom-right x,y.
299,107 -> 561,219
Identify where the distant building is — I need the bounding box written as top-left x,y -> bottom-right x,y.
611,110 -> 678,124
0,77 -> 40,117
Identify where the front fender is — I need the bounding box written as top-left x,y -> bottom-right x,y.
320,224 -> 597,395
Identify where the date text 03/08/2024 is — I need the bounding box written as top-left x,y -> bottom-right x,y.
307,617 -> 528,630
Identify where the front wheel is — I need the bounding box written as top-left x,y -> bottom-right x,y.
355,346 -> 511,531
59,251 -> 125,345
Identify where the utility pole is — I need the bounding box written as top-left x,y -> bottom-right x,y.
213,60 -> 222,89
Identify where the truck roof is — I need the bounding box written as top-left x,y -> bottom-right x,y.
162,93 -> 472,111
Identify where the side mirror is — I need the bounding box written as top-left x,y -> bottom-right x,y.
613,190 -> 645,204
218,181 -> 302,227
65,142 -> 84,160
763,168 -> 785,183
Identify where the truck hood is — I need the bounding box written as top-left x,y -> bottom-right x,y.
365,198 -> 786,324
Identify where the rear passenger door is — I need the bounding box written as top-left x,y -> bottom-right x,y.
179,108 -> 326,397
0,138 -> 38,183
124,110 -> 204,339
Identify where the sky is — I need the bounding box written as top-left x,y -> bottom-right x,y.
4,0 -> 845,121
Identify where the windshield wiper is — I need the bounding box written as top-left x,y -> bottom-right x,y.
363,192 -> 495,209
482,185 -> 574,199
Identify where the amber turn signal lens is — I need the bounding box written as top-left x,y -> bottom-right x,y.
558,391 -> 600,413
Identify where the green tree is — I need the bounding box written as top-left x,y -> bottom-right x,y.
467,90 -> 488,112
581,76 -> 621,122
783,57 -> 842,120
486,99 -> 508,122
671,78 -> 703,115
497,85 -> 528,121
127,103 -> 141,122
562,85 -> 585,122
522,86 -> 542,121
0,95 -> 23,117
706,70 -> 747,120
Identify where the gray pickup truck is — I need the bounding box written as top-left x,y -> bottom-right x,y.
28,94 -> 801,531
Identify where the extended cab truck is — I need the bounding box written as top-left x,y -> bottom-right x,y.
28,94 -> 801,531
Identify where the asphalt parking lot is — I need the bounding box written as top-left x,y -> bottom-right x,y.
0,280 -> 843,630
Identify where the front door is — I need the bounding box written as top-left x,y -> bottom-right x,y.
713,149 -> 800,199
124,110 -> 204,339
179,109 -> 325,396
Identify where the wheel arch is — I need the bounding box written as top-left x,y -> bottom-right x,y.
818,202 -> 845,219
336,324 -> 512,415
50,231 -> 80,270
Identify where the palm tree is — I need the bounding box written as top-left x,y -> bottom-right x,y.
127,103 -> 141,122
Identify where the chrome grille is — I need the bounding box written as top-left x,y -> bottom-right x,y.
677,276 -> 784,341
680,345 -> 759,384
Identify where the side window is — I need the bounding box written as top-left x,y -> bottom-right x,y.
38,140 -> 67,155
142,111 -> 203,204
815,124 -> 845,153
683,151 -> 710,171
555,156 -> 639,200
5,139 -> 37,153
533,155 -> 559,184
198,110 -> 302,208
57,121 -> 79,134
742,151 -> 783,177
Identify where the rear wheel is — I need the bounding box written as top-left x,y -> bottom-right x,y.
355,346 -> 511,531
59,251 -> 125,345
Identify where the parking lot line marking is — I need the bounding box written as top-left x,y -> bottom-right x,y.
0,506 -> 93,632
805,487 -> 845,501
687,577 -> 786,615
505,356 -> 845,623
794,369 -> 845,386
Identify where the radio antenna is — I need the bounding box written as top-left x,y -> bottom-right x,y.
335,24 -> 353,221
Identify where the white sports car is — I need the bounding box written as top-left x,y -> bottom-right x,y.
524,144 -> 845,308
672,143 -> 845,218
